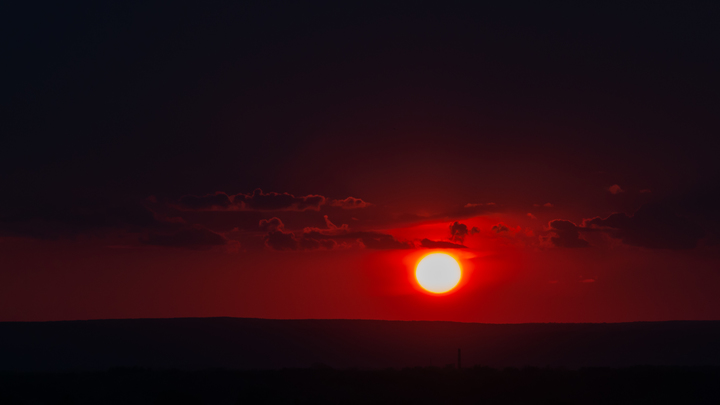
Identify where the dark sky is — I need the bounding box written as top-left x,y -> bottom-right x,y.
2,2 -> 720,322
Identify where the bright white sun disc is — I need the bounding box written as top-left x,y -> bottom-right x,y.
415,253 -> 462,294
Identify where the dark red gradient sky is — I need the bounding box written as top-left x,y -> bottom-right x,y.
2,2 -> 719,322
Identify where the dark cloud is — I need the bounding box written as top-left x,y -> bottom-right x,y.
236,189 -> 325,211
177,193 -> 232,210
175,189 -> 331,212
583,203 -> 705,250
310,230 -> 412,250
492,223 -> 510,233
259,217 -> 301,250
264,229 -> 299,251
259,217 -> 339,251
449,222 -> 468,242
419,239 -> 467,249
259,217 -> 285,232
449,222 -> 479,243
257,201 -> 501,233
329,197 -> 370,209
351,232 -> 412,250
306,216 -> 411,250
143,225 -> 227,249
321,215 -> 350,233
260,217 -> 338,251
299,237 -> 337,250
548,220 -> 590,248
260,216 -> 412,251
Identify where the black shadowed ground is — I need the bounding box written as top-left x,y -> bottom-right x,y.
1,366 -> 719,405
2,318 -> 720,371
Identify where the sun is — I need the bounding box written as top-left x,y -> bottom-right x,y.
415,253 -> 462,294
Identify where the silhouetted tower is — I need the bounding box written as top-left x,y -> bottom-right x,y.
457,348 -> 461,369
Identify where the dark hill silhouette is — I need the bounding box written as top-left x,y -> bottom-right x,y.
2,318 -> 720,371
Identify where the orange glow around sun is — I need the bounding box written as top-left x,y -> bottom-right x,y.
415,253 -> 462,294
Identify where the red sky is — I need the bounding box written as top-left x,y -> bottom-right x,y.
2,3 -> 719,322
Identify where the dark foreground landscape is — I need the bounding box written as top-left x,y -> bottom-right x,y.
2,318 -> 720,371
2,366 -> 720,405
2,318 -> 720,404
